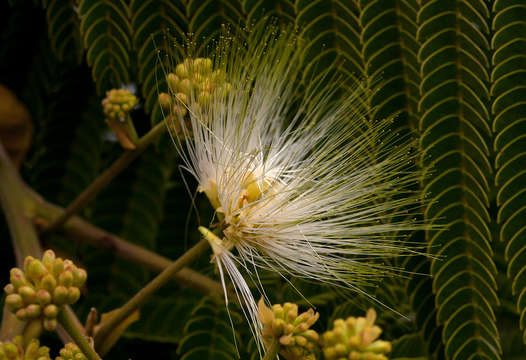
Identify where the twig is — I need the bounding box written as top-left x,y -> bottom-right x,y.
42,121 -> 166,233
93,238 -> 210,350
58,308 -> 101,360
27,190 -> 224,297
0,141 -> 85,344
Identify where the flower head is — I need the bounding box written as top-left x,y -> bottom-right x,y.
165,26 -> 423,354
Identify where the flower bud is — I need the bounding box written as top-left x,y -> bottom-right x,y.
26,259 -> 47,282
67,287 -> 81,304
178,79 -> 192,94
6,294 -> 23,311
194,58 -> 212,74
19,286 -> 36,303
43,318 -> 57,331
53,258 -> 64,277
73,268 -> 87,288
15,308 -> 28,321
56,343 -> 87,360
10,268 -> 27,288
25,304 -> 41,318
4,283 -> 15,295
158,93 -> 171,110
167,73 -> 179,92
58,271 -> 73,287
321,309 -> 391,360
176,62 -> 190,78
40,274 -> 56,292
3,343 -> 18,358
53,286 -> 68,305
43,304 -> 59,318
36,289 -> 52,305
258,299 -> 319,360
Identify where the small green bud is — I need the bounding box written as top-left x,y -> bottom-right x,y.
25,304 -> 41,318
15,308 -> 28,321
193,58 -> 212,74
40,274 -> 56,292
58,271 -> 73,287
73,268 -> 87,288
41,250 -> 56,269
53,258 -> 64,278
178,79 -> 192,94
53,286 -> 68,305
36,289 -> 52,305
26,259 -> 47,282
167,73 -> 180,92
43,318 -> 57,331
67,287 -> 81,304
10,268 -> 27,288
43,304 -> 59,318
57,343 -> 87,360
175,62 -> 189,78
4,283 -> 15,295
6,294 -> 23,311
3,343 -> 18,358
158,93 -> 171,110
18,286 -> 36,303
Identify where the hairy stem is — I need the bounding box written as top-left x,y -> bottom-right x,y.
58,309 -> 101,360
93,238 -> 210,349
43,121 -> 166,233
27,189 -> 223,297
263,338 -> 280,360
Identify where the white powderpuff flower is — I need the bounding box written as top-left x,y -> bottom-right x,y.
166,27 -> 424,353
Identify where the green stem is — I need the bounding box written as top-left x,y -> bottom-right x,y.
0,141 -> 86,345
0,141 -> 42,266
42,121 -> 166,233
58,309 -> 101,360
263,338 -> 280,360
93,238 -> 210,349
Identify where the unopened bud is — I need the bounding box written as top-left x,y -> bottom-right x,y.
26,259 -> 47,282
43,318 -> 57,331
59,271 -> 74,287
43,304 -> 59,318
3,343 -> 18,358
10,268 -> 27,288
4,283 -> 15,295
167,73 -> 179,92
26,304 -> 41,318
36,289 -> 52,305
178,79 -> 191,94
158,93 -> 171,109
40,274 -> 56,292
19,285 -> 36,303
73,268 -> 87,287
42,250 -> 55,268
6,294 -> 23,311
194,58 -> 212,74
16,308 -> 28,321
67,287 -> 81,304
53,286 -> 68,305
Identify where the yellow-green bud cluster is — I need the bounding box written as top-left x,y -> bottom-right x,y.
102,89 -> 138,120
321,309 -> 391,360
158,57 -> 231,119
56,343 -> 87,360
0,336 -> 50,360
4,250 -> 87,331
258,299 -> 319,360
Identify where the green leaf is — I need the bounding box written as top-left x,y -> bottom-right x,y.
79,0 -> 132,94
492,0 -> 526,345
417,1 -> 500,360
42,0 -> 83,64
187,0 -> 244,55
296,0 -> 364,86
177,297 -> 241,360
130,0 -> 188,125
